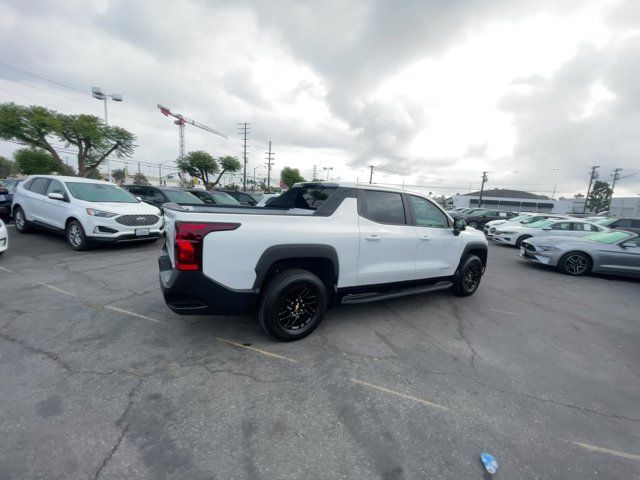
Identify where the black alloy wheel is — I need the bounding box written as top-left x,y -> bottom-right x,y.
258,269 -> 327,341
452,254 -> 483,296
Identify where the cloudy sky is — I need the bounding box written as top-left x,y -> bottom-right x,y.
1,0 -> 639,197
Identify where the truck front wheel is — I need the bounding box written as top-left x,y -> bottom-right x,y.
451,254 -> 483,297
258,269 -> 327,341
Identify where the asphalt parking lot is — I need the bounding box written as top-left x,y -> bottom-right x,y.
0,227 -> 639,480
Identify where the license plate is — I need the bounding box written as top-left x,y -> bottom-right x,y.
520,247 -> 525,254
135,228 -> 150,236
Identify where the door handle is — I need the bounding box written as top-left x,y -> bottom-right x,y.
420,235 -> 431,241
365,234 -> 381,241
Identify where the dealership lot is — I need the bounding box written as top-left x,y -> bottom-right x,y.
0,227 -> 639,479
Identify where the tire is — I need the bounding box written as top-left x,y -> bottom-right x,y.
467,221 -> 478,229
66,220 -> 90,251
515,235 -> 532,248
558,252 -> 592,276
451,254 -> 483,297
258,268 -> 327,341
13,207 -> 33,233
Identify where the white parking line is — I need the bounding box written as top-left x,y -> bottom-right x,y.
0,266 -> 15,273
350,378 -> 449,411
104,305 -> 162,324
489,308 -> 523,317
37,282 -> 77,296
216,337 -> 299,364
572,441 -> 640,462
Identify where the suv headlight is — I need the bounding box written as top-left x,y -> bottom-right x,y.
86,208 -> 117,218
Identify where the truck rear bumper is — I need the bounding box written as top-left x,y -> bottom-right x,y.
158,253 -> 258,316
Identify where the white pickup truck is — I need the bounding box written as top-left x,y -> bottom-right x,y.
159,182 -> 488,341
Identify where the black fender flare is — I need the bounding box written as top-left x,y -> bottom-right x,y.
253,244 -> 339,289
457,242 -> 488,273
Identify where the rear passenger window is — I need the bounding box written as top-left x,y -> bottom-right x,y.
29,178 -> 50,195
614,219 -> 631,228
631,220 -> 640,228
360,190 -> 406,225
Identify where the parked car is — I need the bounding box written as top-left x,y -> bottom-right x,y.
492,218 -> 608,248
159,182 -> 488,341
483,213 -> 567,237
220,190 -> 263,206
12,175 -> 165,250
0,184 -> 10,222
0,218 -> 7,255
256,193 -> 280,207
520,230 -> 640,277
453,209 -> 516,229
592,217 -> 640,235
122,185 -> 203,210
184,189 -> 241,206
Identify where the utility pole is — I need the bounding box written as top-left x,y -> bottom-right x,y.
138,162 -> 141,174
608,168 -> 623,211
369,165 -> 374,184
312,165 -> 317,181
265,141 -> 274,191
478,171 -> 488,207
583,165 -> 599,213
237,122 -> 250,190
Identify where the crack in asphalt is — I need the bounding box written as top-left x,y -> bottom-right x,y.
92,377 -> 144,480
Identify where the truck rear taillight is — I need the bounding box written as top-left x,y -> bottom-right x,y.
174,221 -> 240,271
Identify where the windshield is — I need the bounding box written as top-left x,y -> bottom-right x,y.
163,190 -> 203,204
584,230 -> 634,244
66,182 -> 138,203
210,192 -> 240,205
526,219 -> 554,228
593,218 -> 617,226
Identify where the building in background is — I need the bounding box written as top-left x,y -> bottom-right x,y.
453,189 -> 554,212
452,189 -> 640,215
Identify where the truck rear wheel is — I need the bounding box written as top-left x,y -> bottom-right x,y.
258,269 -> 327,341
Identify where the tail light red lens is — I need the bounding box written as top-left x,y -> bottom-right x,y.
174,221 -> 240,271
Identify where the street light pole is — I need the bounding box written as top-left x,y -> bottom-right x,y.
92,87 -> 123,183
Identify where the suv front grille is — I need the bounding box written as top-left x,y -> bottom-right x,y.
115,214 -> 159,226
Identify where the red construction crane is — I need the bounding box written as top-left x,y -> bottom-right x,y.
157,104 -> 227,159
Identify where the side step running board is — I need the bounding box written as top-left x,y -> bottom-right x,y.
340,281 -> 453,305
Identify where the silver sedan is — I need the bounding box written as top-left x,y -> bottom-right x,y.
520,230 -> 640,277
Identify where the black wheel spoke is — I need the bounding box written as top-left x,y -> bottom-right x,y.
276,283 -> 318,331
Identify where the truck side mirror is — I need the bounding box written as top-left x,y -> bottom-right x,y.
453,218 -> 466,236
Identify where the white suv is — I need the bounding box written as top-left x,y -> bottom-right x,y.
12,175 -> 164,250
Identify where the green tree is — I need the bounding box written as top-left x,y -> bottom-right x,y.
176,151 -> 241,189
587,180 -> 612,213
112,168 -> 126,184
59,114 -> 135,177
0,156 -> 16,177
0,102 -> 135,177
85,169 -> 103,180
14,148 -> 66,175
280,167 -> 305,188
132,172 -> 149,185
